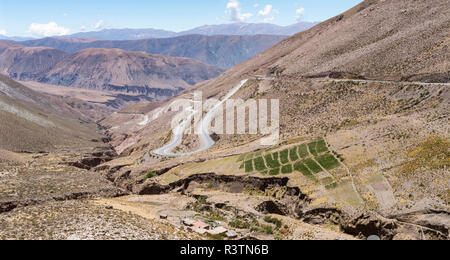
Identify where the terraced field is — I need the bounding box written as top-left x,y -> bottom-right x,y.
239,138 -> 342,189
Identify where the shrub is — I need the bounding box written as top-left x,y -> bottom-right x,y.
264,216 -> 283,229
325,183 -> 338,190
399,136 -> 450,175
143,171 -> 157,181
229,218 -> 251,229
260,225 -> 274,234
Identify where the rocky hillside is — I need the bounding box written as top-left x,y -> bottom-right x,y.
188,0 -> 449,91
94,0 -> 449,240
0,46 -> 67,81
42,48 -> 224,94
21,35 -> 287,69
0,74 -> 109,152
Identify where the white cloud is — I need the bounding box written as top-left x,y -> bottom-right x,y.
0,29 -> 6,36
63,13 -> 68,17
295,8 -> 305,21
80,26 -> 87,31
254,3 -> 259,8
94,20 -> 104,30
28,22 -> 70,37
258,5 -> 279,22
226,0 -> 253,22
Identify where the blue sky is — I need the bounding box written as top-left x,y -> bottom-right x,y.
0,0 -> 362,37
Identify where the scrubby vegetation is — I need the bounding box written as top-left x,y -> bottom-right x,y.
264,216 -> 283,229
143,171 -> 157,181
399,136 -> 449,175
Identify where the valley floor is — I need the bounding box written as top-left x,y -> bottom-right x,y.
0,78 -> 448,241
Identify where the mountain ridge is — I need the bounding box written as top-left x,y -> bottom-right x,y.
19,34 -> 287,69
0,43 -> 224,98
66,22 -> 319,40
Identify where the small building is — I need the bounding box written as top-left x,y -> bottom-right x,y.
192,221 -> 210,230
183,218 -> 195,226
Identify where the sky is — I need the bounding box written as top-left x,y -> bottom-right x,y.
0,0 -> 362,37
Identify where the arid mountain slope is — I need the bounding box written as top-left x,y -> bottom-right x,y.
0,43 -> 224,99
21,35 -> 287,69
0,74 -> 108,152
0,46 -> 67,81
94,0 -> 449,240
188,0 -> 449,95
42,48 -> 224,94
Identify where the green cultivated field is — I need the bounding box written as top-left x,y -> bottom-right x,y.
303,158 -> 323,174
281,164 -> 293,174
308,141 -> 318,156
254,157 -> 267,171
269,168 -> 280,176
265,152 -> 281,168
244,160 -> 254,173
280,149 -> 289,164
237,138 -> 341,188
316,154 -> 340,170
289,147 -> 299,161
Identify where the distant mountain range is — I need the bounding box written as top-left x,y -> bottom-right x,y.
20,34 -> 287,69
69,22 -> 319,40
180,22 -> 319,37
4,22 -> 319,41
0,35 -> 35,42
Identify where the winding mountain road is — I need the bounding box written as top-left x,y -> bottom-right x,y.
153,79 -> 248,157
